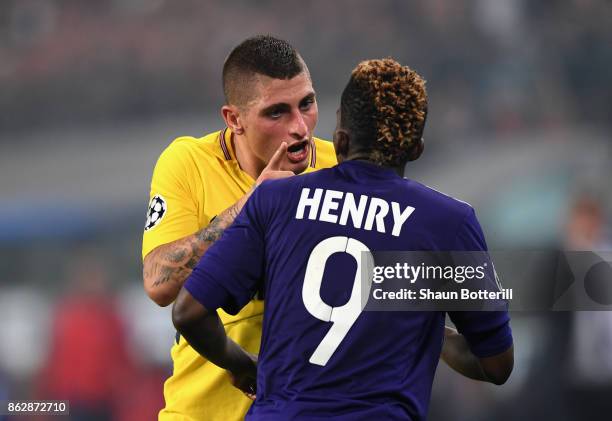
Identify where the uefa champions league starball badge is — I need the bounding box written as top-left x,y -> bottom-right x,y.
145,194 -> 167,231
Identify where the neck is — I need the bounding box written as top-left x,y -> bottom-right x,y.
342,152 -> 405,177
233,133 -> 266,181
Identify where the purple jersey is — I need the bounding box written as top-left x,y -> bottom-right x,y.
185,160 -> 512,420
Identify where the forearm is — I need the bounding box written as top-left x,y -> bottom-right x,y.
176,309 -> 248,371
172,288 -> 258,396
172,288 -> 255,374
143,190 -> 254,306
441,326 -> 489,382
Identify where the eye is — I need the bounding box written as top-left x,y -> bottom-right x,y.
266,108 -> 283,119
300,97 -> 315,111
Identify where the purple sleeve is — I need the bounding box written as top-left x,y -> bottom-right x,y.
448,208 -> 513,358
454,207 -> 488,251
183,188 -> 266,315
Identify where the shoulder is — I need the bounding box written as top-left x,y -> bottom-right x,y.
404,178 -> 474,221
312,137 -> 337,169
154,131 -> 225,174
159,131 -> 222,162
256,167 -> 334,207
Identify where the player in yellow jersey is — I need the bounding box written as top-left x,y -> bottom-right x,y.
142,35 -> 337,420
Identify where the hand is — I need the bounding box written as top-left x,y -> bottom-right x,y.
229,351 -> 258,400
256,142 -> 294,186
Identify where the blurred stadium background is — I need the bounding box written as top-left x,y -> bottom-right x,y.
0,0 -> 611,420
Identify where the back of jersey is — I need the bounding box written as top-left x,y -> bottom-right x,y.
185,160 -> 512,421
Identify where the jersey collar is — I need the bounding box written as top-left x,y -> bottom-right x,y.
218,127 -> 234,161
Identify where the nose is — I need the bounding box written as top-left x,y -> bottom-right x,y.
289,111 -> 308,140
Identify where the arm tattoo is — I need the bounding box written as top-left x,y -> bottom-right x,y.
145,191 -> 253,293
198,215 -> 226,244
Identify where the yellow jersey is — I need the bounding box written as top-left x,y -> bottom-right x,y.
143,128 -> 337,420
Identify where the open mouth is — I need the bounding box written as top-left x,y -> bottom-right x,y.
286,140 -> 310,163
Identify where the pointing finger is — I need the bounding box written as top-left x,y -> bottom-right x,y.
266,142 -> 288,171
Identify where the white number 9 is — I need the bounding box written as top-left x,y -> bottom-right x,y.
302,236 -> 373,366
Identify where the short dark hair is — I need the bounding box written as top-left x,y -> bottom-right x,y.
340,58 -> 428,167
223,35 -> 306,106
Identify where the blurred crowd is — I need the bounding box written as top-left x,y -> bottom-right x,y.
0,251 -> 169,421
1,0 -> 610,141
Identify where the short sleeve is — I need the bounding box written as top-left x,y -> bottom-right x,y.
448,208 -> 513,358
453,207 -> 487,251
142,140 -> 201,259
184,187 -> 267,315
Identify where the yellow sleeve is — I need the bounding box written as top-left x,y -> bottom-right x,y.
142,138 -> 201,260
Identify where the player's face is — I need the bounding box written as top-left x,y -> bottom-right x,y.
241,71 -> 318,174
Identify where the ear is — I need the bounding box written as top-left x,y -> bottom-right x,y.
221,105 -> 244,135
333,129 -> 350,161
407,138 -> 424,162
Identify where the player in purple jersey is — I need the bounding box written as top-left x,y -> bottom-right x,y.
173,58 -> 514,420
